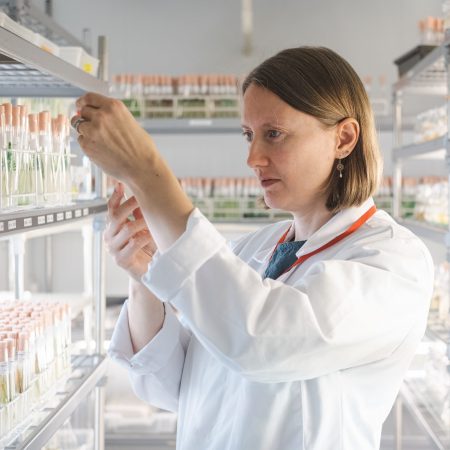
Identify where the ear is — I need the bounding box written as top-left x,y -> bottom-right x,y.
335,118 -> 360,158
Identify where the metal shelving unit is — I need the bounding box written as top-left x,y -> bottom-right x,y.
393,41 -> 448,96
396,218 -> 447,245
399,381 -> 450,450
392,39 -> 450,450
140,113 -> 411,136
106,433 -> 176,449
392,136 -> 447,160
1,355 -> 107,450
0,0 -> 88,50
0,199 -> 107,238
140,117 -> 242,135
0,26 -> 109,97
0,15 -> 109,450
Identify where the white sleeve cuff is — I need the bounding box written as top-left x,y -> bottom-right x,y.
141,208 -> 226,301
108,299 -> 183,375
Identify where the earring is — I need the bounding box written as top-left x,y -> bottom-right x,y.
336,159 -> 344,178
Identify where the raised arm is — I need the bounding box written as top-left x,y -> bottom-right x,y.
74,94 -> 194,252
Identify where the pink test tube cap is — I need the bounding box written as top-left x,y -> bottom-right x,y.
28,114 -> 38,133
38,111 -> 50,132
2,103 -> 11,125
12,105 -> 20,128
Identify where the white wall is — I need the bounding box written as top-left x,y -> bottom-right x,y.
38,0 -> 441,88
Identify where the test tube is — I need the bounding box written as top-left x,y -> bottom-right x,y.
5,338 -> 16,428
38,111 -> 53,203
0,340 -> 10,435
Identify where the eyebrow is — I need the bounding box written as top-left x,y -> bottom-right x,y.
241,122 -> 287,129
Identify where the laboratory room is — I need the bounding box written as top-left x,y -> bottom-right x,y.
0,0 -> 448,449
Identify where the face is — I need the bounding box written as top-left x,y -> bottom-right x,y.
242,83 -> 338,213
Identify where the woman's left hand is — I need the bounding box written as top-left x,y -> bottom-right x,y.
72,93 -> 155,183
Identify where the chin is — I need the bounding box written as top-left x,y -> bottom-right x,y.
264,193 -> 287,211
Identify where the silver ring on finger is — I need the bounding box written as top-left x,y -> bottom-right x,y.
72,117 -> 86,134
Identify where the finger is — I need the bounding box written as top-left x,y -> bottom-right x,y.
76,118 -> 92,136
120,233 -> 154,261
70,114 -> 83,131
131,207 -> 154,240
109,219 -> 149,252
76,92 -> 112,110
107,182 -> 125,212
109,195 -> 139,226
107,212 -> 147,249
133,206 -> 144,220
72,116 -> 94,138
77,134 -> 87,148
79,105 -> 99,121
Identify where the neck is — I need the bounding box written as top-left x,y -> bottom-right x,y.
292,203 -> 334,241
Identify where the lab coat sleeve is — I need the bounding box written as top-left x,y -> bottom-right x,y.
141,209 -> 434,383
108,300 -> 191,411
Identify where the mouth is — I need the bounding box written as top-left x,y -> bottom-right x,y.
260,178 -> 281,188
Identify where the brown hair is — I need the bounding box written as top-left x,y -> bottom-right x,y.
242,46 -> 382,212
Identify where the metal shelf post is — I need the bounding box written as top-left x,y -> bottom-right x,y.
392,90 -> 403,220
392,38 -> 450,450
92,34 -> 108,450
10,234 -> 25,299
394,395 -> 403,450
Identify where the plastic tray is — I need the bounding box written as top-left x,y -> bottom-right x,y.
80,50 -> 99,76
59,46 -> 99,76
59,46 -> 83,67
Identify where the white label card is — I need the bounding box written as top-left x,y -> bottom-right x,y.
56,213 -> 64,222
24,218 -> 32,227
37,216 -> 45,225
46,214 -> 54,223
7,220 -> 16,230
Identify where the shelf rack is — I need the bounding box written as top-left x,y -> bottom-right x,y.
0,199 -> 107,238
396,218 -> 447,245
2,354 -> 107,450
393,41 -> 448,96
140,115 -> 411,135
0,1 -> 88,50
392,39 -> 450,450
392,136 -> 447,160
0,26 -> 109,97
0,15 -> 109,450
140,117 -> 242,135
399,381 -> 450,450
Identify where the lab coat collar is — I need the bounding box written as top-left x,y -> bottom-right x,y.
252,197 -> 375,263
297,196 -> 375,256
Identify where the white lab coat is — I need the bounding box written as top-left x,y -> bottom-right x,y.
109,197 -> 434,450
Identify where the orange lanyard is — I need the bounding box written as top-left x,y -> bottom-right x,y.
269,205 -> 377,278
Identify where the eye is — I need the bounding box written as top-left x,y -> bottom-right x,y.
267,130 -> 282,139
242,130 -> 253,142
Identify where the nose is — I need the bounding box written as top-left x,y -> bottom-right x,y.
246,141 -> 269,169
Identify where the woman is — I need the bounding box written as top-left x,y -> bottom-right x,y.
74,47 -> 433,449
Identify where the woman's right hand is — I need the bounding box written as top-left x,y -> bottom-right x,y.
105,182 -> 157,281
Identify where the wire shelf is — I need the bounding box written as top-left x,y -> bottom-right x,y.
0,26 -> 108,97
